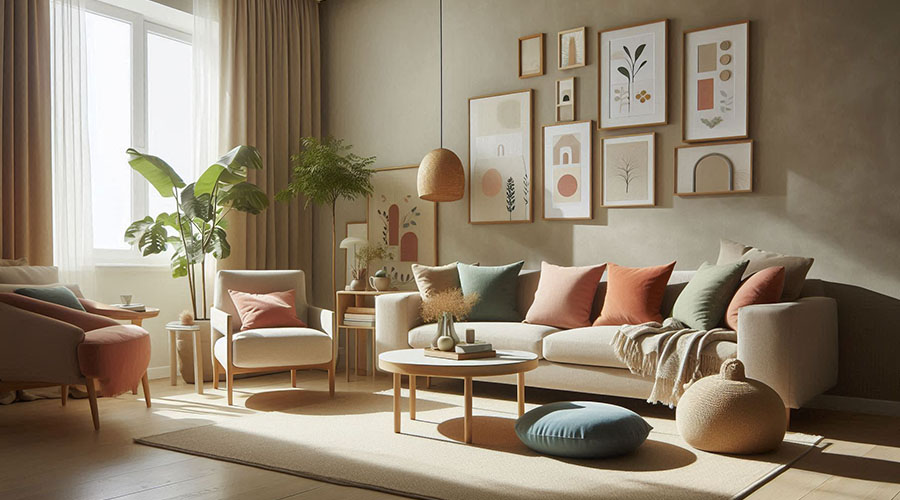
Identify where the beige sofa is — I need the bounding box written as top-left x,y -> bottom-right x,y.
375,270 -> 839,410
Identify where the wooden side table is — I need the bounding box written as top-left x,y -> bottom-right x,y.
335,290 -> 400,381
166,322 -> 204,394
101,307 -> 160,327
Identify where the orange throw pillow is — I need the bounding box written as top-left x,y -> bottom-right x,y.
525,262 -> 606,329
228,289 -> 307,331
593,262 -> 676,326
724,266 -> 785,330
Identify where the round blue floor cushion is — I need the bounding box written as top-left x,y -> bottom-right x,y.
515,401 -> 652,458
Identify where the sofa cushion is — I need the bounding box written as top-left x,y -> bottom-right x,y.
215,327 -> 332,369
525,262 -> 606,329
458,261 -> 524,321
672,261 -> 749,330
542,326 -> 737,369
0,265 -> 59,285
594,262 -> 675,326
15,286 -> 86,311
78,325 -> 151,397
228,289 -> 307,330
716,240 -> 814,301
724,266 -> 785,330
412,262 -> 462,297
408,321 -> 559,358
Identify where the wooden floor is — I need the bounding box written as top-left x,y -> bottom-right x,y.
0,371 -> 898,500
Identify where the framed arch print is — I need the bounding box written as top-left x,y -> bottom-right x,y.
683,20 -> 749,142
468,89 -> 533,224
558,27 -> 586,70
556,77 -> 576,122
367,165 -> 438,290
675,140 -> 753,196
542,120 -> 593,220
599,19 -> 668,130
602,132 -> 655,207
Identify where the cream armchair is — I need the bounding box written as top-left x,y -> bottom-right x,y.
210,270 -> 335,405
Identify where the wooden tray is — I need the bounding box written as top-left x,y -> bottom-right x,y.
424,348 -> 497,360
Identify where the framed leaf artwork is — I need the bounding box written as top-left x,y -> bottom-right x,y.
518,33 -> 544,78
683,20 -> 749,142
599,19 -> 668,130
367,165 -> 437,290
558,27 -> 586,70
556,77 -> 576,122
602,132 -> 655,207
468,89 -> 533,224
674,140 -> 753,196
542,120 -> 593,220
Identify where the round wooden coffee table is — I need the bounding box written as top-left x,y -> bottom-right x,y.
378,349 -> 538,443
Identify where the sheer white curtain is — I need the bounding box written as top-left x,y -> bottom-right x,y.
49,0 -> 95,296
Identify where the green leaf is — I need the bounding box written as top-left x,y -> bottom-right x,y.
622,45 -> 632,62
207,227 -> 231,260
218,182 -> 269,214
276,136 -> 375,208
180,183 -> 214,222
124,216 -> 154,245
617,66 -> 630,79
138,222 -> 169,256
126,148 -> 185,197
636,60 -> 648,74
195,145 -> 262,195
634,43 -> 646,61
170,253 -> 189,278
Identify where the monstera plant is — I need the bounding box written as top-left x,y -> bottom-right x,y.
124,146 -> 269,320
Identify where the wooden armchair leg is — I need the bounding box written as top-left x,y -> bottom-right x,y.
141,373 -> 151,408
291,369 -> 297,388
226,370 -> 234,406
212,361 -> 220,390
328,365 -> 335,397
85,377 -> 100,430
61,385 -> 68,406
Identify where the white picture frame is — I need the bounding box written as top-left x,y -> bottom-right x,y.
555,77 -> 576,122
675,140 -> 753,196
602,132 -> 655,207
542,120 -> 593,220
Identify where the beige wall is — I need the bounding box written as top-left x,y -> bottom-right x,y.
319,0 -> 900,401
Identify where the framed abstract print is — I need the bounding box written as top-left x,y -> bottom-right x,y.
468,89 -> 533,224
367,165 -> 437,290
675,140 -> 753,196
599,19 -> 668,130
556,77 -> 576,122
518,33 -> 544,78
683,20 -> 749,142
542,120 -> 593,220
558,27 -> 586,70
602,132 -> 655,207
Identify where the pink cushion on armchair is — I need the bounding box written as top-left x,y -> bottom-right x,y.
228,289 -> 307,331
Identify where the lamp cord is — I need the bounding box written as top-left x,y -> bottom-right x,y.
439,0 -> 443,149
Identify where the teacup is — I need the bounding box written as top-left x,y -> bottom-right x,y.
120,294 -> 133,305
369,276 -> 391,291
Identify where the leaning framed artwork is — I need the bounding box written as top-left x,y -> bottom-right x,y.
542,120 -> 593,220
367,165 -> 437,290
468,89 -> 533,224
683,20 -> 749,142
598,19 -> 668,130
558,27 -> 586,70
555,77 -> 576,122
602,132 -> 655,207
674,140 -> 753,196
518,33 -> 544,78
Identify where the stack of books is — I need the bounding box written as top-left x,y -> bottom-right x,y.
343,306 -> 375,327
112,303 -> 147,312
455,341 -> 492,354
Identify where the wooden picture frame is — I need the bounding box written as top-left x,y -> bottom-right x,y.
542,120 -> 593,221
343,221 -> 367,288
601,132 -> 656,208
468,89 -> 534,225
682,20 -> 750,142
674,139 -> 753,196
598,19 -> 668,130
555,77 -> 576,122
366,165 -> 438,290
558,26 -> 586,70
518,33 -> 544,78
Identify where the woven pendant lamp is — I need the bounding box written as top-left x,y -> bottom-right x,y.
417,0 -> 464,202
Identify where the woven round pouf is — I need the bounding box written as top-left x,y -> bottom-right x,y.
676,359 -> 786,454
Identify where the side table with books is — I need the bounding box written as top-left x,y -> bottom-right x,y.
335,290 -> 400,381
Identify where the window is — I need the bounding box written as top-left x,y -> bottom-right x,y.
84,1 -> 192,263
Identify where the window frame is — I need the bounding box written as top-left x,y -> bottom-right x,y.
84,0 -> 192,267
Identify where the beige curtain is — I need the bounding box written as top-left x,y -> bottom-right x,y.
218,0 -> 320,296
0,1 -> 52,265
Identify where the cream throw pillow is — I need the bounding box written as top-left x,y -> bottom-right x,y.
716,239 -> 814,301
412,262 -> 462,297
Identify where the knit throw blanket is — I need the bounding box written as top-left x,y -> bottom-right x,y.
611,318 -> 737,407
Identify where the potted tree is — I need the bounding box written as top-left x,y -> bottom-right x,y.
277,137 -> 375,305
124,145 -> 269,382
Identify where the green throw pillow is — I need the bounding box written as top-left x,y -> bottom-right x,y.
15,286 -> 86,311
458,261 -> 524,321
672,261 -> 748,330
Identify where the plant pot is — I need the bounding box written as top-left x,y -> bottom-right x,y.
349,279 -> 365,291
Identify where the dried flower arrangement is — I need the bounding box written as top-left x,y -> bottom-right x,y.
351,242 -> 394,280
420,288 -> 479,323
179,310 -> 195,325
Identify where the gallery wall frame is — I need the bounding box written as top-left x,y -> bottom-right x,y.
601,132 -> 656,208
468,89 -> 534,225
542,120 -> 593,221
558,26 -> 586,70
674,139 -> 753,196
555,77 -> 576,122
598,18 -> 668,130
518,33 -> 544,79
682,20 -> 750,142
366,165 -> 438,290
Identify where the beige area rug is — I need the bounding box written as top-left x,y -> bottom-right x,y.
136,387 -> 821,500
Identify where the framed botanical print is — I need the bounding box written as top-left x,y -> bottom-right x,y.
602,132 -> 655,207
675,140 -> 753,196
558,27 -> 586,70
518,33 -> 544,78
683,20 -> 749,142
556,77 -> 576,122
367,165 -> 437,290
599,19 -> 668,130
542,120 -> 593,220
468,89 -> 533,224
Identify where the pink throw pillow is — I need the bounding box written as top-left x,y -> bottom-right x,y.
525,262 -> 606,329
724,266 -> 785,330
228,289 -> 307,331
